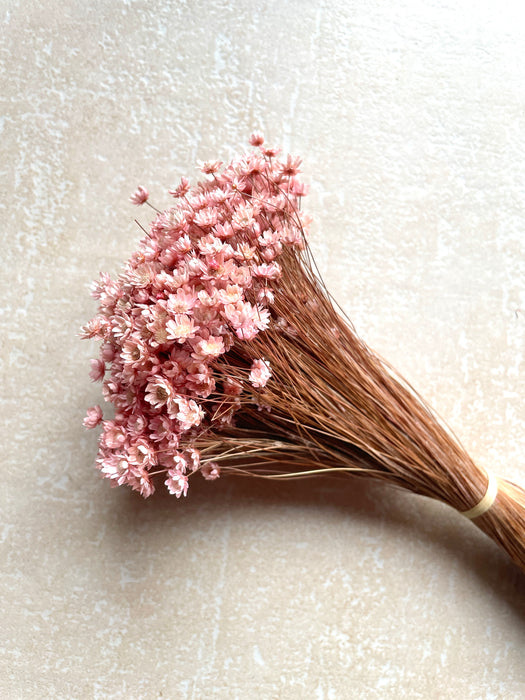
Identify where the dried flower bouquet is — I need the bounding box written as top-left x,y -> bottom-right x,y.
82,134 -> 525,573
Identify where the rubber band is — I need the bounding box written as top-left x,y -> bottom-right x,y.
461,471 -> 498,519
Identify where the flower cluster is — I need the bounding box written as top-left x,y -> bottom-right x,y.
82,134 -> 309,498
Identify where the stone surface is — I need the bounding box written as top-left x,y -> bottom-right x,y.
1,1 -> 524,698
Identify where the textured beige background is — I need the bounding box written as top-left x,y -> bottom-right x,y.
1,1 -> 524,698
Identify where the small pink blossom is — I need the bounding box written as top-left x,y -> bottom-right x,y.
214,222 -> 235,240
89,358 -> 105,382
145,376 -> 173,408
186,447 -> 201,472
99,455 -> 129,484
186,257 -> 207,277
279,154 -> 302,177
198,159 -> 223,175
197,288 -> 219,307
249,132 -> 264,147
217,284 -> 243,305
129,186 -> 149,205
261,145 -> 281,158
185,363 -> 215,398
257,288 -> 275,305
224,302 -> 270,340
149,414 -> 173,441
166,314 -> 199,343
128,414 -> 148,436
171,263 -> 190,288
167,288 -> 197,315
172,234 -> 193,255
201,462 -> 220,480
223,377 -> 243,396
111,313 -> 132,340
80,316 -> 110,340
192,335 -> 225,360
169,176 -> 190,199
165,469 -> 188,497
101,421 -> 127,449
228,264 -> 252,287
249,359 -> 271,388
198,234 -> 224,256
83,405 -> 103,429
128,439 -> 157,467
252,262 -> 281,280
137,473 -> 155,498
101,342 -> 116,362
173,397 -> 204,430
290,178 -> 309,197
234,242 -> 256,261
194,208 -> 219,229
171,452 -> 188,473
232,204 -> 255,231
121,337 -> 147,365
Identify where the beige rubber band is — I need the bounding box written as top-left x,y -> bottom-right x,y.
461,471 -> 498,519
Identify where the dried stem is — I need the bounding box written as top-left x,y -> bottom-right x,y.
202,244 -> 525,573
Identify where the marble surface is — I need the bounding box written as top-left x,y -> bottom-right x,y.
1,1 -> 524,698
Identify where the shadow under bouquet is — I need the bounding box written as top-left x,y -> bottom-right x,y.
82,134 -> 525,574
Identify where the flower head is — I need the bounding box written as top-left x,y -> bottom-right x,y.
145,376 -> 173,409
201,462 -> 220,480
83,405 -> 103,429
249,132 -> 264,147
129,186 -> 149,206
169,177 -> 190,199
165,469 -> 188,497
249,359 -> 271,388
89,358 -> 105,382
84,137 -> 308,497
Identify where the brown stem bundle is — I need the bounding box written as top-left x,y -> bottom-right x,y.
203,245 -> 525,574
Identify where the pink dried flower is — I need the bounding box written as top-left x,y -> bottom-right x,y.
89,358 -> 105,382
101,421 -> 127,449
192,335 -> 225,360
198,160 -> 223,175
166,314 -> 199,343
145,376 -> 173,409
261,145 -> 280,158
165,469 -> 188,497
194,208 -> 219,229
128,439 -> 157,468
80,316 -> 110,340
169,176 -> 190,199
83,405 -> 103,429
129,186 -> 149,205
252,262 -> 281,280
249,132 -> 264,147
257,288 -> 275,305
137,472 -> 155,498
121,336 -> 147,366
280,154 -> 302,177
101,342 -> 116,362
174,397 -> 204,431
186,447 -> 201,472
232,204 -> 255,231
167,288 -> 198,315
249,359 -> 271,388
223,377 -> 243,396
171,452 -> 188,473
201,462 -> 220,480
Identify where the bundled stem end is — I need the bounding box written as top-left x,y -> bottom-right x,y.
475,477 -> 525,573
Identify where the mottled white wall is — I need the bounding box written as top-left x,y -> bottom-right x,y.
1,1 -> 524,698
